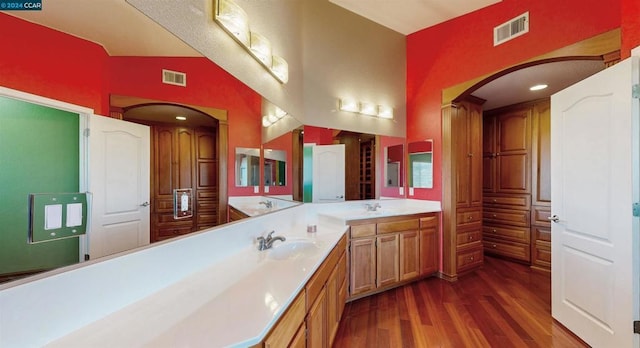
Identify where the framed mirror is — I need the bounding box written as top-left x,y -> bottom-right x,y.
263,149 -> 286,186
408,140 -> 433,189
384,144 -> 404,187
235,147 -> 260,187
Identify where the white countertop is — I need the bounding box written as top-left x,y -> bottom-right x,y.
46,225 -> 346,347
317,199 -> 441,224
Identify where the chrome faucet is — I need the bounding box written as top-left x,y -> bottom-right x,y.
257,231 -> 286,250
259,200 -> 273,208
365,202 -> 381,211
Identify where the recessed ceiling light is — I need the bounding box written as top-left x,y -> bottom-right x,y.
176,116 -> 187,121
530,84 -> 548,91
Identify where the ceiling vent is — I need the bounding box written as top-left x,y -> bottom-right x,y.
493,12 -> 529,46
162,69 -> 187,87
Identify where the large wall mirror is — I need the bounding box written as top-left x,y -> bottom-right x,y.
385,144 -> 404,187
408,140 -> 433,189
263,149 -> 286,186
235,147 -> 260,187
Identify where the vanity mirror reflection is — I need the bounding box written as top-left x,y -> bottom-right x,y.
235,147 -> 260,187
385,144 -> 404,187
263,149 -> 286,186
408,140 -> 434,189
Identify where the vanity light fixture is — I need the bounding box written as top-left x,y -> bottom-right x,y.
214,0 -> 289,84
338,98 -> 394,119
530,84 -> 548,91
262,107 -> 289,128
359,102 -> 378,116
175,116 -> 187,121
338,99 -> 360,113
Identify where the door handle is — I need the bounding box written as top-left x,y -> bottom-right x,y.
140,202 -> 150,207
548,215 -> 560,223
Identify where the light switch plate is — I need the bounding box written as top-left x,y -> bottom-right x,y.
409,187 -> 414,196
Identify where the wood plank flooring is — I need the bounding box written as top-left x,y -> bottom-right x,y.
333,256 -> 588,347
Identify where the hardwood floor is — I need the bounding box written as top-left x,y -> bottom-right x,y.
334,256 -> 588,347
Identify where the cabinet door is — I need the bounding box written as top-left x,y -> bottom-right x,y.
399,231 -> 420,281
349,238 -> 376,296
468,102 -> 483,206
483,115 -> 497,192
376,234 -> 399,288
289,322 -> 306,348
496,109 -> 531,193
306,288 -> 327,348
327,263 -> 339,344
420,214 -> 439,275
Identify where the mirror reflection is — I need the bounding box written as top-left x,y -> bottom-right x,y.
385,144 -> 404,187
235,147 -> 260,187
264,149 -> 286,186
408,140 -> 433,189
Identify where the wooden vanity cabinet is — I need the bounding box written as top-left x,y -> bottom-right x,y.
348,213 -> 439,300
260,235 -> 347,348
228,206 -> 249,222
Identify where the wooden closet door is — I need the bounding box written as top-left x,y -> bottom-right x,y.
496,109 -> 531,193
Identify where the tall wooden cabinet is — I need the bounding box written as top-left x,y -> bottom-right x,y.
442,98 -> 484,279
481,99 -> 551,271
151,125 -> 218,242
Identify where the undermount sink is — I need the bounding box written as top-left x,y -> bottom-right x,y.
268,239 -> 319,260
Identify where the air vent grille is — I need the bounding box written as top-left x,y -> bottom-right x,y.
494,12 -> 529,46
162,69 -> 187,87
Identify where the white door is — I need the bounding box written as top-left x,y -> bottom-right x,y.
551,57 -> 640,347
312,144 -> 345,202
89,115 -> 150,259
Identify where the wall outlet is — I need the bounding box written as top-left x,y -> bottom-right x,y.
409,187 -> 414,196
253,186 -> 259,193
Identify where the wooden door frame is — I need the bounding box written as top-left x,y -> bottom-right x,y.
439,29 -> 621,280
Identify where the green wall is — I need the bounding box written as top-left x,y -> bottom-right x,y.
0,96 -> 80,275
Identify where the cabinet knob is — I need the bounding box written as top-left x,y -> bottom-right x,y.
468,235 -> 473,240
492,214 -> 497,218
469,256 -> 474,261
492,199 -> 497,203
468,216 -> 473,220
492,229 -> 497,233
492,244 -> 497,248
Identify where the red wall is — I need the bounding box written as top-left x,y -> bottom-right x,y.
406,0 -> 621,201
0,14 -> 109,114
108,57 -> 263,197
621,0 -> 640,58
303,125 -> 335,145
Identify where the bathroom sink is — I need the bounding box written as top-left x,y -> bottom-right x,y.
268,239 -> 319,260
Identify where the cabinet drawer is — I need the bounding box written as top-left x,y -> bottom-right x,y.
531,206 -> 552,227
456,209 -> 482,227
483,224 -> 530,244
483,238 -> 530,262
156,226 -> 193,239
456,247 -> 483,273
483,208 -> 530,227
456,229 -> 482,248
350,224 -> 376,238
532,225 -> 551,243
377,219 -> 419,234
483,194 -> 530,210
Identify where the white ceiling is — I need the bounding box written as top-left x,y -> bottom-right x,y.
329,0 -> 502,35
8,0 -> 606,113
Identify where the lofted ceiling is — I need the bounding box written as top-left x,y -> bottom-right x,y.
7,0 -> 605,117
